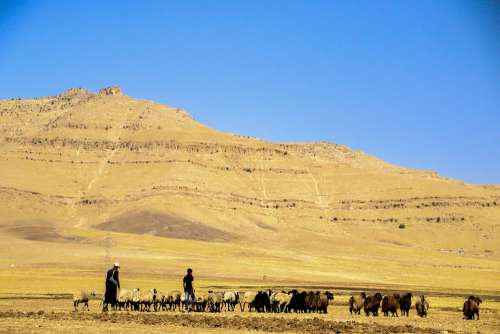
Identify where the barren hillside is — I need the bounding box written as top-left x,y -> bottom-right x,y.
0,86 -> 499,294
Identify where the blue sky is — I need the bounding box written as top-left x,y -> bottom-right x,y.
1,0 -> 499,183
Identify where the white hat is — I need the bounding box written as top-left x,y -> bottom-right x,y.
114,262 -> 120,267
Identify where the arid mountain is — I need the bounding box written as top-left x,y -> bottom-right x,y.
0,86 -> 499,293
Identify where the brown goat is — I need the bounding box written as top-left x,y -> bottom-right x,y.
415,295 -> 429,318
382,294 -> 400,317
349,292 -> 366,315
316,291 -> 334,313
463,296 -> 482,320
363,292 -> 383,316
399,292 -> 412,316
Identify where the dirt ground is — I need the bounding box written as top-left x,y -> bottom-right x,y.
0,297 -> 498,334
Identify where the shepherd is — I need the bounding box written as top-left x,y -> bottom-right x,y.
183,268 -> 195,311
102,262 -> 120,312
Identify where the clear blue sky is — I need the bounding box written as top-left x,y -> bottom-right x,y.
1,1 -> 499,184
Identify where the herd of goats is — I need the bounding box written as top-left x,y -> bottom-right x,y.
73,289 -> 483,320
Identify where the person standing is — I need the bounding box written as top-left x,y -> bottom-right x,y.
103,262 -> 120,312
183,268 -> 195,311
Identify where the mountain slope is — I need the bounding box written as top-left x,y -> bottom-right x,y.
0,86 -> 499,293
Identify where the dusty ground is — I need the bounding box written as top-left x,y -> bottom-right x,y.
0,295 -> 498,334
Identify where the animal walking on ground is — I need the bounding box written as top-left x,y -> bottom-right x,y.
288,290 -> 306,313
165,290 -> 182,311
315,291 -> 334,313
73,290 -> 96,311
138,288 -> 157,312
206,291 -> 223,312
399,292 -> 412,316
382,294 -> 400,317
463,296 -> 482,320
253,290 -> 271,312
349,292 -> 366,315
271,291 -> 292,313
364,292 -> 383,316
415,295 -> 429,318
222,291 -> 239,311
240,291 -> 258,312
117,288 -> 139,311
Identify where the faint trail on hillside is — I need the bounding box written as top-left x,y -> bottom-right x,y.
68,141 -> 83,228
86,146 -> 117,191
259,158 -> 268,200
307,167 -> 327,209
75,105 -> 131,269
259,153 -> 281,227
86,108 -> 131,192
71,105 -> 133,228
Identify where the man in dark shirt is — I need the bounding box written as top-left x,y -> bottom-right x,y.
103,262 -> 120,312
183,268 -> 194,311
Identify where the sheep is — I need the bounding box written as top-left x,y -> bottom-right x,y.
253,290 -> 271,312
195,292 -> 208,312
363,292 -> 383,316
117,289 -> 138,311
138,288 -> 157,312
415,295 -> 429,318
269,292 -> 278,311
206,291 -> 215,312
240,291 -> 258,312
222,291 -> 239,311
316,291 -> 334,314
271,292 -> 292,313
382,294 -> 400,317
303,291 -> 329,313
165,290 -> 182,311
304,291 -> 317,313
207,291 -> 223,312
73,290 -> 96,311
131,288 -> 141,311
399,292 -> 412,316
154,290 -> 165,312
161,292 -> 172,311
288,290 -> 307,313
180,292 -> 186,310
349,292 -> 366,315
463,296 -> 482,320
269,292 -> 279,312
117,289 -> 130,311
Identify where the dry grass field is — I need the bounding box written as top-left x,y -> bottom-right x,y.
0,87 -> 499,332
0,292 -> 499,333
